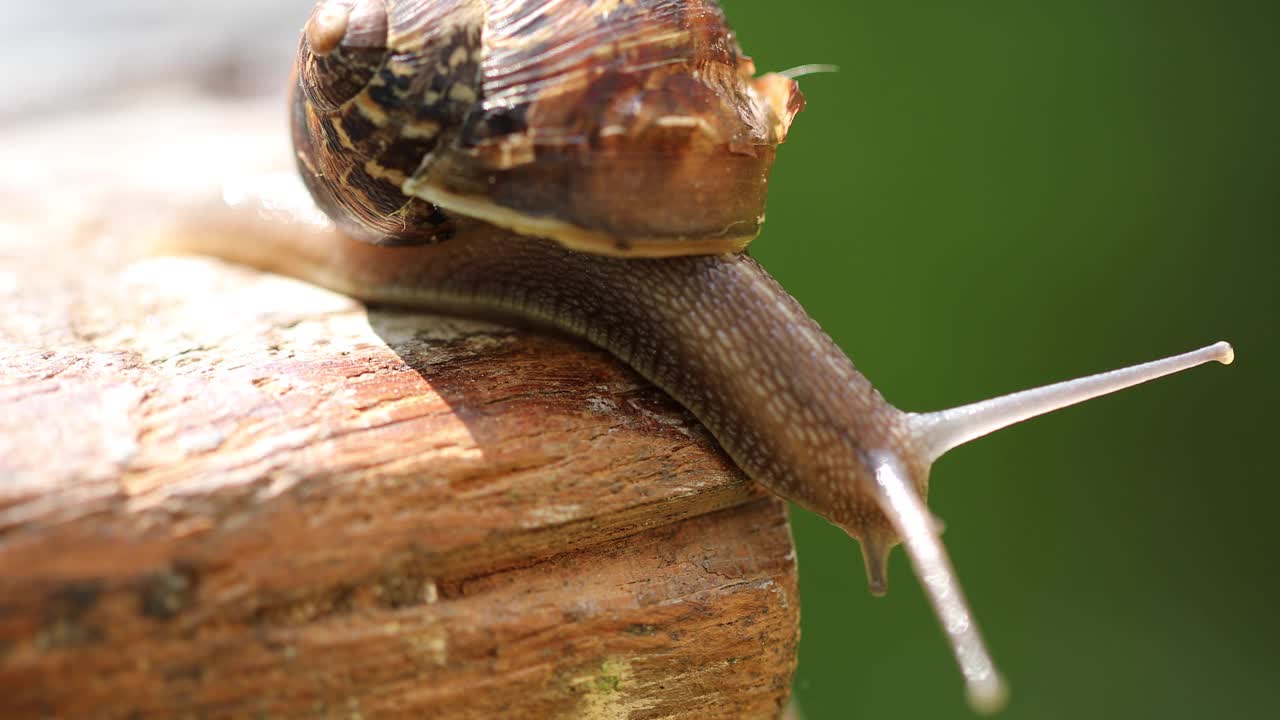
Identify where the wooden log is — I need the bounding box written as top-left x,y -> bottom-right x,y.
0,98 -> 799,718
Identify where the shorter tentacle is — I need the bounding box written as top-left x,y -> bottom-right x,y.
870,452 -> 1008,713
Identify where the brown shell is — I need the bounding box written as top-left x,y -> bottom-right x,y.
293,0 -> 804,256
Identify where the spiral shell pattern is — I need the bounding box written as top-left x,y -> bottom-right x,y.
293,0 -> 802,254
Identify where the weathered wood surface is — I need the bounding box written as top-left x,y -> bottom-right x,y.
0,98 -> 799,718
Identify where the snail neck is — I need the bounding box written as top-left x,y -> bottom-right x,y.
344,223 -> 922,536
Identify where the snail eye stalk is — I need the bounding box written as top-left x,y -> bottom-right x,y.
908,341 -> 1234,463
866,341 -> 1234,714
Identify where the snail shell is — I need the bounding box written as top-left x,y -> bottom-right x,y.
293,0 -> 804,255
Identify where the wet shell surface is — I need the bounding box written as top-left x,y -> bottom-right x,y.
293,0 -> 804,255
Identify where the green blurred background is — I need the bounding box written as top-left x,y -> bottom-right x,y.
725,1 -> 1277,717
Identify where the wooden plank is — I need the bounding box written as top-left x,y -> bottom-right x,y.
0,98 -> 798,719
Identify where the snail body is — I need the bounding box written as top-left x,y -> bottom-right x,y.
290,0 -> 917,596
198,0 -> 1232,711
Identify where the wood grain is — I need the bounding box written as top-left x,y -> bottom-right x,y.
0,98 -> 799,719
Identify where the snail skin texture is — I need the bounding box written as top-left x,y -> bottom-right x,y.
183,0 -> 1234,712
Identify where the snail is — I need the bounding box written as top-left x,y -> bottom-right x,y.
185,0 -> 1234,712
